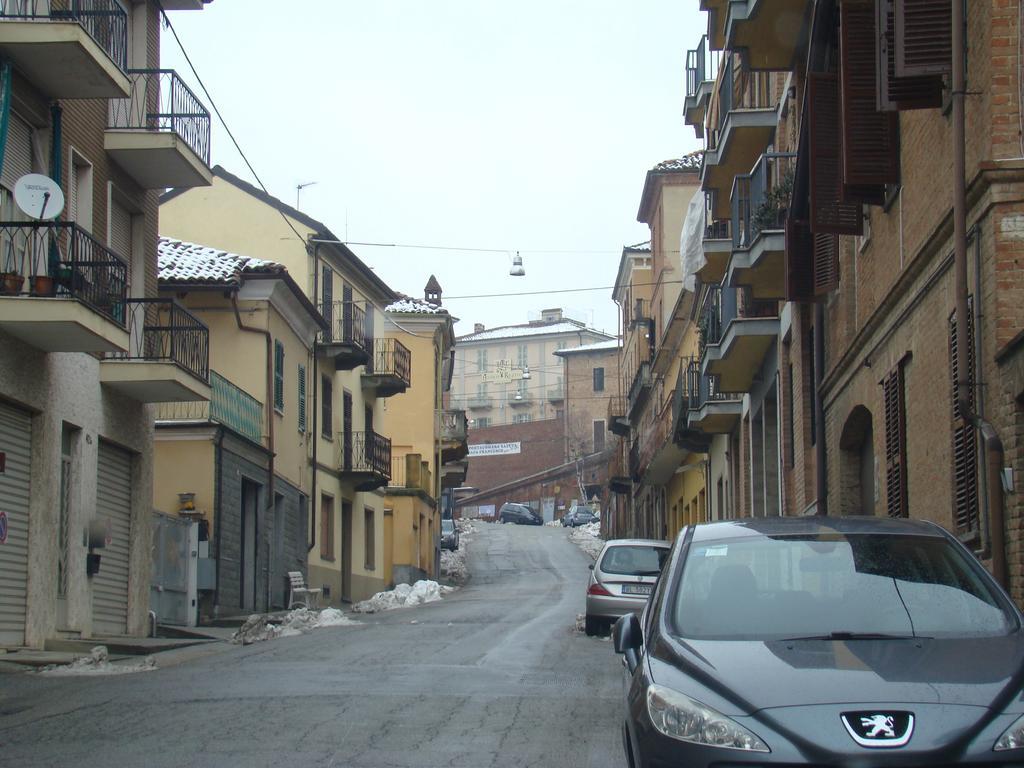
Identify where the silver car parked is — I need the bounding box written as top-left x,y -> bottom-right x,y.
585,538 -> 669,636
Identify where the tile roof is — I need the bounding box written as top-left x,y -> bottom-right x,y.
457,320 -> 614,343
651,153 -> 702,173
385,297 -> 447,314
158,237 -> 285,285
624,240 -> 651,252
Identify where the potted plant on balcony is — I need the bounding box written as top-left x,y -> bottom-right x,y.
0,244 -> 23,295
751,168 -> 795,235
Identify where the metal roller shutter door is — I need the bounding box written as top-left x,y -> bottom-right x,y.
109,199 -> 131,263
93,442 -> 132,636
0,113 -> 32,193
0,402 -> 31,647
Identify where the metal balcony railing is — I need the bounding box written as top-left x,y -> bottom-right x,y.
704,192 -> 731,240
339,430 -> 391,479
607,395 -> 626,421
698,285 -> 738,356
155,371 -> 263,444
1,0 -> 128,70
731,173 -> 753,250
716,54 -> 775,135
438,409 -> 467,442
627,360 -> 652,411
106,298 -> 209,382
748,152 -> 796,243
546,385 -> 564,401
467,395 -> 492,409
0,221 -> 128,327
108,69 -> 211,164
697,369 -> 743,409
319,299 -> 368,349
368,337 -> 411,383
685,34 -> 721,99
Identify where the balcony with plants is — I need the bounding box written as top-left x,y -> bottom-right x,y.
106,69 -> 213,189
361,337 -> 412,397
438,408 -> 468,463
317,299 -> 369,370
100,298 -> 210,402
701,54 -> 777,222
0,0 -> 130,99
0,221 -> 132,352
701,282 -> 779,393
155,370 -> 264,445
726,151 -> 795,300
338,429 -> 392,492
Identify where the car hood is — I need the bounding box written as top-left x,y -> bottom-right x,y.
649,634 -> 1024,714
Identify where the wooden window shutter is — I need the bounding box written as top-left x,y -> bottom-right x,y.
877,0 -> 944,110
807,72 -> 863,236
840,0 -> 900,192
813,232 -> 840,295
895,0 -> 951,77
949,303 -> 978,534
882,364 -> 908,518
784,218 -> 815,302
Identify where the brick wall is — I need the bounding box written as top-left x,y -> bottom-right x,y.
466,416 -> 566,495
564,348 -> 619,456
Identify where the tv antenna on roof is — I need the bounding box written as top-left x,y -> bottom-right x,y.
296,181 -> 317,211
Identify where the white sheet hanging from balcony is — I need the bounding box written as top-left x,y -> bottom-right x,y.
680,187 -> 705,292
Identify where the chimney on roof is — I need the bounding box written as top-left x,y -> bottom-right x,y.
541,308 -> 563,322
424,274 -> 442,306
474,323 -> 484,334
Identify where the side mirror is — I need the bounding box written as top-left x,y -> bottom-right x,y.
613,613 -> 642,673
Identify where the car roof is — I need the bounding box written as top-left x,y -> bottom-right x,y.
688,515 -> 946,543
601,538 -> 670,549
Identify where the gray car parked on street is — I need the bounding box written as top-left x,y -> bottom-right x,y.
585,538 -> 670,636
613,516 -> 1024,768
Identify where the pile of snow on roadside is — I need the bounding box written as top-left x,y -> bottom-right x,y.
441,519 -> 475,584
569,521 -> 605,560
544,519 -> 562,527
351,579 -> 454,614
231,607 -> 358,645
39,645 -> 156,676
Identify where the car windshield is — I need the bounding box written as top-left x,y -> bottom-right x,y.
671,533 -> 1016,640
600,545 -> 670,576
442,520 -> 454,533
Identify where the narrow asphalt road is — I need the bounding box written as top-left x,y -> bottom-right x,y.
0,522 -> 625,768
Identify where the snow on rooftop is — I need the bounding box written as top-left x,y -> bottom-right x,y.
158,237 -> 283,285
624,240 -> 651,252
554,339 -> 621,355
385,297 -> 447,314
457,320 -> 613,343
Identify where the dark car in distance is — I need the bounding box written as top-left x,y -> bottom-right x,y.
613,516 -> 1024,768
498,502 -> 541,525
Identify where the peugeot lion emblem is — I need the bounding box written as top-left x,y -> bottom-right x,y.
841,711 -> 914,748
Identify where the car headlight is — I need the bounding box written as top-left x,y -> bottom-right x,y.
646,683 -> 769,752
995,714 -> 1024,750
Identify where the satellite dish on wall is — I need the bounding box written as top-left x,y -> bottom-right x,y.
14,174 -> 65,221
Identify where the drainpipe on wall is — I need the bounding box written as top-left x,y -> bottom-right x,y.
951,0 -> 1007,587
231,294 -> 276,609
308,241 -> 320,553
814,302 -> 827,516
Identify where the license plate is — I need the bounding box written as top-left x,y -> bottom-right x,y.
621,584 -> 652,596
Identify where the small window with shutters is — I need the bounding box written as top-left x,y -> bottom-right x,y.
297,364 -> 306,434
882,359 -> 909,518
321,375 -> 332,439
949,301 -> 978,535
876,0 -> 945,110
273,340 -> 284,413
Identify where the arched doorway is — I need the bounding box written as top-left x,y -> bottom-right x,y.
839,406 -> 876,516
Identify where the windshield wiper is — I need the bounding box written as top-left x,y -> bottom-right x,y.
783,631 -> 924,641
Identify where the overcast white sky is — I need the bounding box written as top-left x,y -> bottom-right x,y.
160,1 -> 705,336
